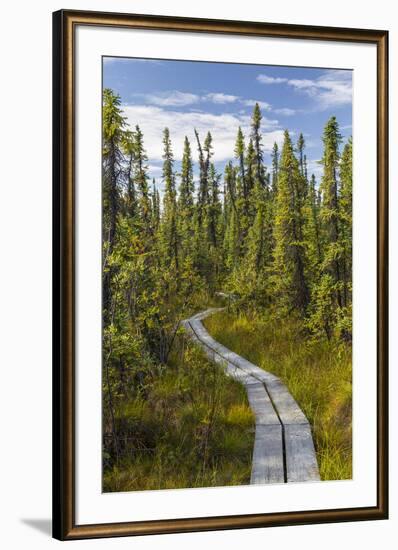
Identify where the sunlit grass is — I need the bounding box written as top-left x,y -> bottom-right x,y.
204,309 -> 352,481
103,332 -> 255,492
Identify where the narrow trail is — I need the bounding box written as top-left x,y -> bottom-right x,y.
182,308 -> 320,485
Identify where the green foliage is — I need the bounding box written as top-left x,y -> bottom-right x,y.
307,118 -> 352,339
103,334 -> 254,491
272,130 -> 309,315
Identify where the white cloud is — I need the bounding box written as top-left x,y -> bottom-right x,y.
242,99 -> 272,110
139,91 -> 201,107
274,107 -> 297,116
287,70 -> 352,110
257,74 -> 288,85
288,79 -> 315,90
257,69 -> 352,110
122,104 -> 283,163
204,92 -> 239,104
133,90 -> 273,111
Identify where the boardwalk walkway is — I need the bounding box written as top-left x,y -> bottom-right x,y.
182,308 -> 320,485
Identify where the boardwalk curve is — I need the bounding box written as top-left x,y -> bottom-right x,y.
182,308 -> 320,485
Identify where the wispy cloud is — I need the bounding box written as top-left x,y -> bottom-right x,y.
274,107 -> 297,116
139,91 -> 201,107
133,90 -> 273,111
241,99 -> 271,110
257,75 -> 288,85
122,104 -> 283,163
257,69 -> 352,110
204,92 -> 239,104
288,70 -> 352,109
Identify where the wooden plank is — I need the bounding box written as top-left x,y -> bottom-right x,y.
183,310 -> 320,484
246,383 -> 280,426
284,424 -> 320,482
190,308 -> 223,321
183,315 -> 285,484
189,313 -> 309,426
189,319 -> 279,384
250,424 -> 285,484
224,363 -> 262,386
266,379 -> 308,425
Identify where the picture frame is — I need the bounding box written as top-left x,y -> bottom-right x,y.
53,9 -> 388,540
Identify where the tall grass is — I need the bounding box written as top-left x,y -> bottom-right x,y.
103,329 -> 254,492
204,309 -> 352,480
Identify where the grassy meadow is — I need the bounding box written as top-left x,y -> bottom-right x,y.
204,308 -> 352,480
103,324 -> 255,492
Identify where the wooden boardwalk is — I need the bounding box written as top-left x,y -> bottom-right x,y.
182,308 -> 320,485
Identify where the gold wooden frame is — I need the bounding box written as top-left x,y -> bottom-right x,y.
52,9 -> 389,540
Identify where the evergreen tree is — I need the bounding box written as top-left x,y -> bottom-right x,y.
250,103 -> 266,188
178,136 -> 195,257
207,163 -> 222,249
102,88 -> 128,318
151,179 -> 160,231
339,137 -> 353,316
132,125 -> 152,236
302,173 -> 322,290
160,127 -> 179,278
271,142 -> 279,197
235,127 -> 247,202
297,133 -> 305,177
102,88 -> 127,252
122,130 -> 137,220
245,138 -> 256,198
303,154 -> 308,182
319,116 -> 343,309
223,162 -> 240,270
272,130 -> 309,315
246,179 -> 268,275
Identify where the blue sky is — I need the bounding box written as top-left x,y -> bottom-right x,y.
103,57 -> 352,194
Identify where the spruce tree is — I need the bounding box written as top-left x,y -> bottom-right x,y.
151,179 -> 160,231
102,88 -> 127,252
122,130 -> 137,221
319,116 -> 343,308
250,103 -> 266,188
297,133 -> 305,177
339,138 -> 353,312
195,129 -> 213,228
178,136 -> 195,256
246,179 -> 268,275
272,130 -> 309,315
271,142 -> 279,197
235,127 -> 247,201
160,127 -> 179,278
132,125 -> 152,236
102,88 -> 128,318
223,162 -> 240,270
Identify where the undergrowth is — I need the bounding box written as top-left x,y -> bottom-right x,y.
103,328 -> 255,492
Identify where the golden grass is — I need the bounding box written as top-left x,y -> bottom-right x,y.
103,333 -> 255,492
204,309 -> 352,480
